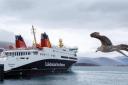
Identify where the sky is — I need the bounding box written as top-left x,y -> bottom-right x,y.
0,0 -> 128,57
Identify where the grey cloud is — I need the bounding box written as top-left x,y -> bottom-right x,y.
0,29 -> 14,43
84,1 -> 128,13
0,0 -> 128,29
3,0 -> 35,11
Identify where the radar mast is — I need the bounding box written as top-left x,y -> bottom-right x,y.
59,39 -> 64,48
32,25 -> 37,45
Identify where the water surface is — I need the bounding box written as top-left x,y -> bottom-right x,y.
1,66 -> 128,85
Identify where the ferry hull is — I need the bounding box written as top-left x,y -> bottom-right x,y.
3,59 -> 76,78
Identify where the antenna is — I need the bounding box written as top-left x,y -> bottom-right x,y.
32,25 -> 37,45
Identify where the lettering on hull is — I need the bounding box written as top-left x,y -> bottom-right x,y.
45,62 -> 65,67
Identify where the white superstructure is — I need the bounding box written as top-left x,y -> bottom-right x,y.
0,46 -> 77,72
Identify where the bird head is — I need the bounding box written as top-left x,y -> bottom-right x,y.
96,47 -> 102,52
90,32 -> 100,38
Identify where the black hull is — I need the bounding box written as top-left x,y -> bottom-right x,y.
3,59 -> 76,78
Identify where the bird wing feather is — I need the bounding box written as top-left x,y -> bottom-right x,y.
90,32 -> 112,46
116,50 -> 128,57
116,44 -> 128,52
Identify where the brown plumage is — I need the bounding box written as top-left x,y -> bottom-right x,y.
90,32 -> 128,57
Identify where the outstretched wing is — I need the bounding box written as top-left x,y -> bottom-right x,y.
116,44 -> 128,52
116,50 -> 128,57
90,32 -> 112,46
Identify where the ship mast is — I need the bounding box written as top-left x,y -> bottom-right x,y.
32,25 -> 37,45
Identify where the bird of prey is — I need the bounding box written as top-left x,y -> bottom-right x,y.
90,32 -> 128,57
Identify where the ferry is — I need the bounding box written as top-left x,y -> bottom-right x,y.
0,26 -> 78,80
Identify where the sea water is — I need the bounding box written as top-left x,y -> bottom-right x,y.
1,66 -> 128,85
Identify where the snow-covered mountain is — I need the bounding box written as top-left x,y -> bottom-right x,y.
76,56 -> 128,66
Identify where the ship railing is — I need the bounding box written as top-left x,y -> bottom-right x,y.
7,47 -> 40,51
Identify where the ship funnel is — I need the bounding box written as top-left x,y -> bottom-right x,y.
15,35 -> 27,48
41,32 -> 51,48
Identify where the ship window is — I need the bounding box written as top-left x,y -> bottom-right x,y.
16,52 -> 18,56
19,52 -> 21,56
20,57 -> 25,59
17,52 -> 19,56
61,56 -> 68,59
5,52 -> 8,56
33,51 -> 38,55
25,52 -> 27,55
28,52 -> 31,55
21,52 -> 22,56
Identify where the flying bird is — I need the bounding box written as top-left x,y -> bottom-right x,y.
90,32 -> 128,57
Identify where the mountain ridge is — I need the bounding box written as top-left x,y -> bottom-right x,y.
76,56 -> 128,66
